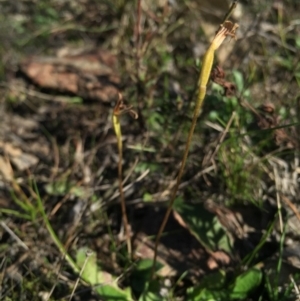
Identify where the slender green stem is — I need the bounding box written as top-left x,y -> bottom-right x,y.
34,181 -> 80,274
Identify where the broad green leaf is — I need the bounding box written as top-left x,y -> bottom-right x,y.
76,247 -> 133,301
76,247 -> 98,285
95,284 -> 133,301
186,268 -> 262,301
173,199 -> 233,254
229,268 -> 262,299
134,259 -> 163,273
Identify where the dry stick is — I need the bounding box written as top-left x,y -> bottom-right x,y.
151,2 -> 239,277
135,0 -> 142,74
0,222 -> 29,251
281,194 -> 300,222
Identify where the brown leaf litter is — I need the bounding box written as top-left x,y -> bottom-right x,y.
0,114 -> 45,184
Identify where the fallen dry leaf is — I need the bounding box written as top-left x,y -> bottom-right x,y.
207,251 -> 231,270
20,49 -> 120,103
0,156 -> 13,182
0,142 -> 38,171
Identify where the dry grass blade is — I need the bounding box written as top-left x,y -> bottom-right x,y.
0,221 -> 29,251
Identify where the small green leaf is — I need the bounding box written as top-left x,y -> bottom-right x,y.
232,70 -> 244,92
143,193 -> 153,202
209,110 -> 219,121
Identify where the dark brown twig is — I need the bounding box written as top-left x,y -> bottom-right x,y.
135,0 -> 146,130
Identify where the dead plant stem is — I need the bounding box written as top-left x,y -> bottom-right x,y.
135,0 -> 145,130
112,94 -> 136,258
151,2 -> 239,278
